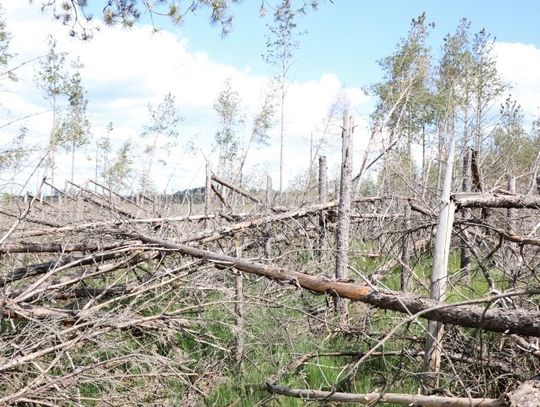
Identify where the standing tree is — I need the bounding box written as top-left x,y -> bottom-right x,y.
140,93 -> 183,194
489,96 -> 538,190
213,78 -> 243,182
370,13 -> 434,197
264,0 -> 302,198
56,59 -> 91,183
34,35 -> 69,189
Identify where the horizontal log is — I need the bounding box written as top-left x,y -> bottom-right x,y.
132,232 -> 540,337
265,383 -> 505,406
0,240 -> 139,254
453,193 -> 540,209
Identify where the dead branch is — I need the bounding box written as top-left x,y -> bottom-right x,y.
265,383 -> 505,406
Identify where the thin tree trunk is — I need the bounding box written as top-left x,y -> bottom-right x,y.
421,124 -> 426,197
507,174 -> 516,232
264,175 -> 273,258
204,162 -> 212,228
335,111 -> 353,323
460,148 -> 471,272
234,241 -> 244,368
94,141 -> 99,192
400,203 -> 411,291
279,74 -> 285,200
317,156 -> 328,261
50,97 -> 57,193
71,140 -> 75,183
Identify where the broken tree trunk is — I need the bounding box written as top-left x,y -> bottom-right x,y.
424,126 -> 456,390
335,111 -> 353,323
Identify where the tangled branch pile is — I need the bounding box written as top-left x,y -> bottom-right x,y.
1,177 -> 540,405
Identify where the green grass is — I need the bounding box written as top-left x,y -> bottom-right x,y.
15,241 -> 505,405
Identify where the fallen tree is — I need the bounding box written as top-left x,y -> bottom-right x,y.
129,232 -> 540,337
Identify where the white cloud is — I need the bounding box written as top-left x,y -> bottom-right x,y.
1,1 -> 371,195
494,42 -> 540,116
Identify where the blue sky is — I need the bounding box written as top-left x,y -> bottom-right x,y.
74,0 -> 540,89
2,1 -> 540,193
173,1 -> 540,87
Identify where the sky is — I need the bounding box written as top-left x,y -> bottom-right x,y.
1,0 -> 540,195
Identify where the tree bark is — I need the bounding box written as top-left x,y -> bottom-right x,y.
317,155 -> 328,261
453,193 -> 540,209
265,383 -> 505,406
